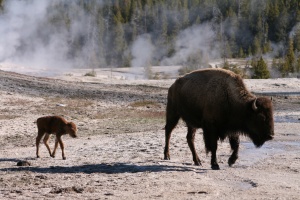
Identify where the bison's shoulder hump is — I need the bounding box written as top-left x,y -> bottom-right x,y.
178,68 -> 239,86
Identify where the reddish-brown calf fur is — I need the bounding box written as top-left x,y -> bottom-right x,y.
36,116 -> 77,160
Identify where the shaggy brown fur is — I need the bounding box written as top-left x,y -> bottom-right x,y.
164,68 -> 274,170
36,116 -> 77,160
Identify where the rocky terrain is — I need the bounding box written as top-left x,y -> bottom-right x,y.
0,69 -> 300,199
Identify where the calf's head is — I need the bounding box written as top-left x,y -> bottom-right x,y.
247,97 -> 274,147
65,122 -> 78,138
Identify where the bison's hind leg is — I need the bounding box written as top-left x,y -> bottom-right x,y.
228,135 -> 240,167
186,126 -> 201,166
164,108 -> 180,160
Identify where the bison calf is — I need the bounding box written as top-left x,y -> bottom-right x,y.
36,116 -> 77,160
164,68 -> 274,170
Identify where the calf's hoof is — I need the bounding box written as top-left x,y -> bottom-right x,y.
194,159 -> 202,166
63,157 -> 66,160
51,155 -> 55,158
164,154 -> 170,160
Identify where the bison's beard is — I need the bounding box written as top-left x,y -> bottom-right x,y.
252,139 -> 266,148
249,133 -> 273,148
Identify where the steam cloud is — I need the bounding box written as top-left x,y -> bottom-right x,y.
0,0 -> 222,74
0,0 -> 104,72
1,0 -> 294,78
160,23 -> 220,66
0,1 -> 65,69
131,34 -> 154,68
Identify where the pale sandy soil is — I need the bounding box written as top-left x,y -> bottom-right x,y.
0,66 -> 300,200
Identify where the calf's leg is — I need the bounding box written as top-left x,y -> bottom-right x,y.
36,131 -> 45,158
57,136 -> 66,160
43,133 -> 52,157
51,137 -> 59,158
52,136 -> 66,160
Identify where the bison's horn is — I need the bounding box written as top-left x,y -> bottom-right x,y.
252,98 -> 258,111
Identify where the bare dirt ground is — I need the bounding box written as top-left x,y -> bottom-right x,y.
0,68 -> 300,200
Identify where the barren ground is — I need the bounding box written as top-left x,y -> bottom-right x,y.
0,68 -> 300,200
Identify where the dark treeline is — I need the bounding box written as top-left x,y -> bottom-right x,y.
1,0 -> 300,77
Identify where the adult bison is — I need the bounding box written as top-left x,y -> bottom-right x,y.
164,68 -> 274,170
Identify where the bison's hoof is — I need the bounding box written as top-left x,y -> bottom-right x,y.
51,155 -> 55,158
36,155 -> 40,158
211,164 -> 220,170
63,157 -> 66,160
228,155 -> 238,167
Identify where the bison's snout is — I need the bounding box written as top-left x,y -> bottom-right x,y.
266,130 -> 275,141
267,134 -> 274,141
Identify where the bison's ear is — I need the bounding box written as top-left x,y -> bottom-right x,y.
252,98 -> 258,111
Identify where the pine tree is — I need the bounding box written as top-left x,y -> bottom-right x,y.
113,5 -> 127,67
182,0 -> 189,28
238,47 -> 244,58
252,57 -> 270,79
286,38 -> 296,73
0,0 -> 4,11
96,8 -> 107,67
294,26 -> 300,52
253,36 -> 262,56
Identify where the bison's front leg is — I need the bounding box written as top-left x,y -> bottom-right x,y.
203,127 -> 220,170
228,135 -> 240,166
186,126 -> 201,166
210,146 -> 219,170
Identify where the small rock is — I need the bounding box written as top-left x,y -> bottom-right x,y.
17,160 -> 31,166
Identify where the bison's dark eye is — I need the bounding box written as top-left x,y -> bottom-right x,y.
258,114 -> 266,121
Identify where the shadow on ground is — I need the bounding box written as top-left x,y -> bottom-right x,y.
0,162 -> 206,174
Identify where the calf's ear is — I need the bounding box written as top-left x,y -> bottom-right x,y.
68,123 -> 73,127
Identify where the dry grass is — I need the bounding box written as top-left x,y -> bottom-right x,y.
3,98 -> 33,106
84,70 -> 97,77
129,100 -> 161,108
0,115 -> 20,120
